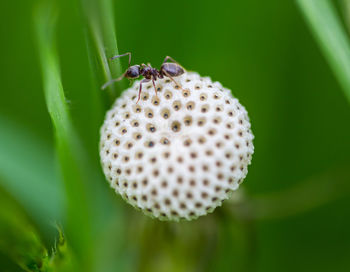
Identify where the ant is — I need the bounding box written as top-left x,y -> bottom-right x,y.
101,53 -> 185,103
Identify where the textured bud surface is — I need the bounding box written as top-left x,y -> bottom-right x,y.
100,72 -> 254,221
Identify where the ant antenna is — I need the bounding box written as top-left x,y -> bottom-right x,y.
101,74 -> 125,90
102,52 -> 131,90
110,52 -> 132,67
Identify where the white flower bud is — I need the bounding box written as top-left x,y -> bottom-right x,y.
100,72 -> 254,221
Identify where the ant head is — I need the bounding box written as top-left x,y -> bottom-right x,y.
125,65 -> 140,79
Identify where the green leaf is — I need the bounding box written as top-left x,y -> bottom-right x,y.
296,0 -> 350,104
33,1 -> 92,264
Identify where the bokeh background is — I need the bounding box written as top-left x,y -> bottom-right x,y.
0,0 -> 350,271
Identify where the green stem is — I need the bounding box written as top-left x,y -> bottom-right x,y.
296,0 -> 350,104
231,165 -> 350,220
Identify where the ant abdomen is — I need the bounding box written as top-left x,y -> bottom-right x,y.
161,63 -> 185,77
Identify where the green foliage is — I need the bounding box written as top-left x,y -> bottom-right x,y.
0,189 -> 49,271
33,1 -> 126,270
80,0 -> 125,100
0,189 -> 75,272
297,0 -> 350,103
0,116 -> 63,226
34,2 -> 93,262
0,0 -> 349,271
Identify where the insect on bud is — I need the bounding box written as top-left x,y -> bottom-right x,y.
100,72 -> 254,221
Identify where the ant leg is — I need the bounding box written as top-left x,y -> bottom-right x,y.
152,79 -> 157,97
163,70 -> 184,91
162,56 -> 178,64
162,56 -> 186,71
110,52 -> 132,67
137,78 -> 150,103
101,74 -> 125,90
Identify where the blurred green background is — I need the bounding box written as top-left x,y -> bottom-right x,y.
0,0 -> 350,271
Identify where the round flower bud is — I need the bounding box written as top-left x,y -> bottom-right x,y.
99,72 -> 254,221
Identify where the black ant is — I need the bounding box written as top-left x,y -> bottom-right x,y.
101,53 -> 185,103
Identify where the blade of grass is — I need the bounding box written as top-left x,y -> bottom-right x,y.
0,115 -> 63,228
34,1 -> 92,266
80,0 -> 125,101
76,1 -> 130,270
342,0 -> 350,32
296,0 -> 350,104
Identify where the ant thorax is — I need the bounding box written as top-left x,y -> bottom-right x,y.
140,65 -> 157,80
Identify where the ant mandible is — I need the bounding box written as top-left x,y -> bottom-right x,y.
101,53 -> 185,103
